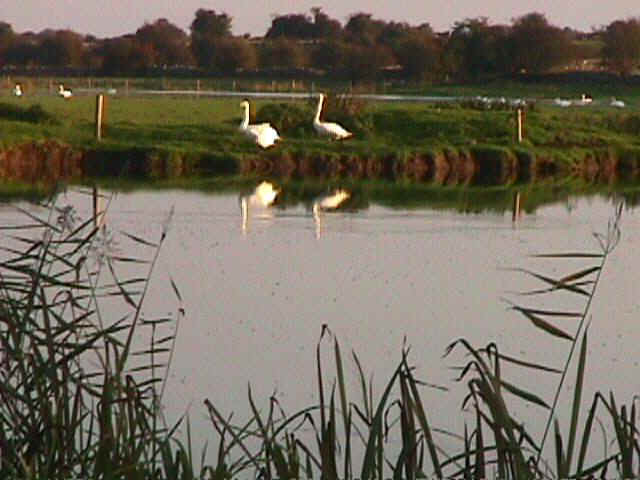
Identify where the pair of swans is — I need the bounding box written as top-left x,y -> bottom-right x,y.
239,93 -> 352,148
240,181 -> 350,235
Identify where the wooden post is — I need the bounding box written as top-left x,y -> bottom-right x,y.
516,108 -> 524,143
95,94 -> 105,141
125,79 -> 129,96
196,79 -> 200,92
512,191 -> 521,222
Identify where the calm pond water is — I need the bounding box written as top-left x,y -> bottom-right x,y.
2,186 -> 639,467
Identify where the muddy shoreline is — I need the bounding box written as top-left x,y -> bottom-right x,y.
1,140 -> 639,185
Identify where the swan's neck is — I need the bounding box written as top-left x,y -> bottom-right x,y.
240,104 -> 249,129
314,96 -> 324,123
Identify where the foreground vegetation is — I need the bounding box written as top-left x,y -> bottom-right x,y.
1,185 -> 638,479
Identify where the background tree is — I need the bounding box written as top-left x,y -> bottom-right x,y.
135,19 -> 192,66
443,18 -> 510,80
190,9 -> 232,68
310,7 -> 342,39
394,28 -> 441,81
507,12 -> 572,73
342,43 -> 394,82
266,14 -> 314,39
259,37 -> 307,70
0,22 -> 14,66
36,29 -> 85,67
602,18 -> 640,76
344,13 -> 386,46
98,36 -> 155,75
310,39 -> 348,74
208,37 -> 257,73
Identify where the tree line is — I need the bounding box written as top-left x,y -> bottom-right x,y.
0,8 -> 639,81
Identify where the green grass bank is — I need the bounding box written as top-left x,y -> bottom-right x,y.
2,83 -> 640,186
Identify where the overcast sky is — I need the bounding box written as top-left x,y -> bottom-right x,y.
1,0 -> 638,37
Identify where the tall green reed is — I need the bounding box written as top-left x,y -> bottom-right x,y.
0,186 -> 182,479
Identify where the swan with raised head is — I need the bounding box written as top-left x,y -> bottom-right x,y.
13,84 -> 22,97
239,100 -> 280,148
312,189 -> 350,238
58,84 -> 72,99
313,93 -> 352,140
240,181 -> 280,233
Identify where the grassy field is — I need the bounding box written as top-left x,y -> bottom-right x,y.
1,79 -> 640,188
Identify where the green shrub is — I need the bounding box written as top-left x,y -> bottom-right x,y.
0,102 -> 58,124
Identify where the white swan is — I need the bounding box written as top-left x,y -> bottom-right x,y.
313,93 -> 353,140
239,100 -> 280,148
58,84 -> 72,99
13,84 -> 22,97
312,189 -> 350,239
240,181 -> 280,233
610,97 -> 625,108
577,93 -> 593,105
553,98 -> 571,107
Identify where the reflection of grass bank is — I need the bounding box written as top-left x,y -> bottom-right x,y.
3,175 -> 639,215
1,93 -> 640,184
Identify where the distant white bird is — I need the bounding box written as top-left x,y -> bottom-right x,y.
240,181 -> 280,233
239,100 -> 280,148
554,98 -> 571,107
610,97 -> 625,108
58,84 -> 72,99
313,93 -> 353,140
13,84 -> 22,97
312,189 -> 350,239
578,93 -> 593,105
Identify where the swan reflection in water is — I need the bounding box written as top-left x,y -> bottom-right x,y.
312,189 -> 350,239
239,181 -> 279,234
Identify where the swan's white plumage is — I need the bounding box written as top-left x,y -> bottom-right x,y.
13,84 -> 22,97
239,100 -> 280,148
553,98 -> 571,107
58,84 -> 72,99
313,93 -> 353,140
610,98 -> 625,108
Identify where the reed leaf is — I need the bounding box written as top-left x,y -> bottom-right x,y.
513,306 -> 573,340
532,252 -> 603,258
515,268 -> 591,296
360,362 -> 402,480
497,378 -> 550,409
565,325 -> 588,474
